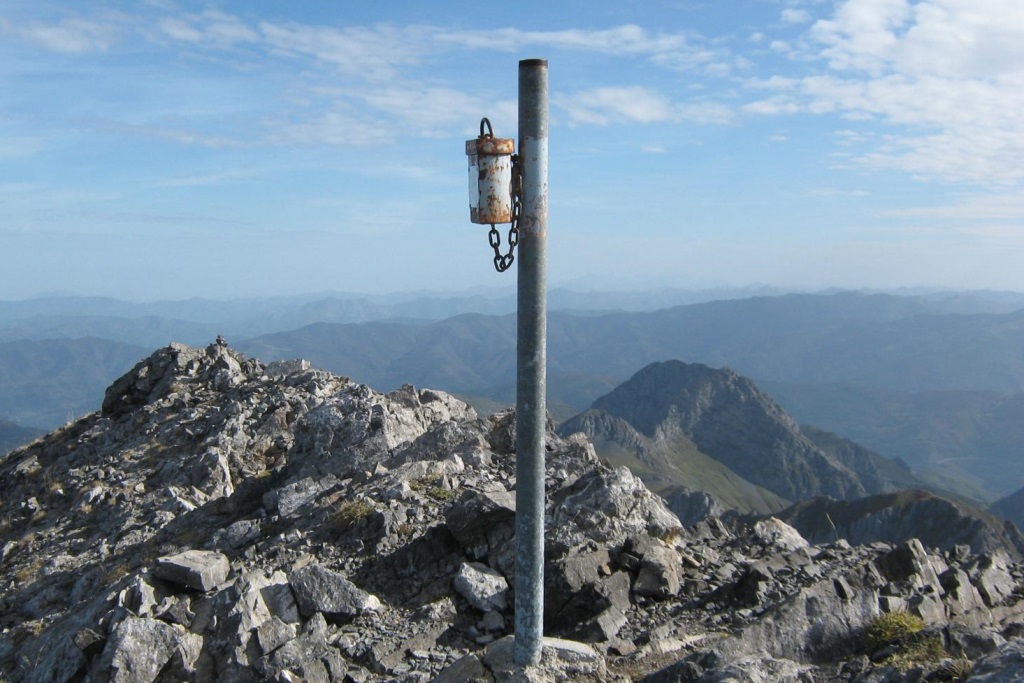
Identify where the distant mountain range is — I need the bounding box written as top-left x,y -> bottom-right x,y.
1,289 -> 1023,505
233,291 -> 1024,396
0,337 -> 148,428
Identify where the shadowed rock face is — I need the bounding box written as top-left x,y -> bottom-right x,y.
2,343 -> 1024,683
774,491 -> 1024,560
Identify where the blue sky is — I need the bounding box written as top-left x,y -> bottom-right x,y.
2,0 -> 1023,300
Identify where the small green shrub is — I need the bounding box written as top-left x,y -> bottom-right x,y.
426,486 -> 455,503
333,499 -> 374,532
408,473 -> 443,492
865,611 -> 945,670
865,611 -> 924,650
408,473 -> 454,504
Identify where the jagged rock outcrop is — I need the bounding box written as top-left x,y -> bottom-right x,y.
3,343 -> 1024,682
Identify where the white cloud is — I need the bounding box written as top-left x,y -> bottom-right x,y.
782,9 -> 812,24
272,108 -> 394,147
437,24 -> 736,74
155,170 -> 259,188
559,86 -> 733,126
360,87 -> 493,137
752,0 -> 1024,184
258,21 -> 428,81
811,0 -> 1024,78
157,17 -> 203,43
882,191 -> 1024,220
809,187 -> 870,197
16,17 -> 120,54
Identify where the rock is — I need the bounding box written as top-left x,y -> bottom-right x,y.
974,551 -> 1017,607
633,542 -> 682,599
965,638 -> 1024,682
874,539 -> 942,593
95,616 -> 183,683
696,654 -> 810,682
268,613 -> 328,672
479,610 -> 505,632
662,487 -> 724,527
256,616 -> 298,655
945,623 -> 1006,660
289,564 -> 381,622
445,489 -> 516,553
640,657 -> 703,682
431,653 -> 492,683
212,519 -> 262,550
545,549 -> 632,638
753,518 -> 808,552
480,636 -> 607,682
941,568 -> 987,617
569,605 -> 628,643
74,628 -> 106,659
154,550 -> 231,592
453,562 -> 508,612
549,466 -> 682,548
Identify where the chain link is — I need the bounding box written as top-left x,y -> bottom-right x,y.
489,154 -> 522,273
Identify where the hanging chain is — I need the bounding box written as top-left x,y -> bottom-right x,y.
489,154 -> 522,272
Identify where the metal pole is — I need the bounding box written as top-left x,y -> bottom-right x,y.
514,57 -> 548,668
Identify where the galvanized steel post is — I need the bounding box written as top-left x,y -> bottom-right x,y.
514,57 -> 548,668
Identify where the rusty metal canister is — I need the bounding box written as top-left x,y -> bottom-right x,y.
466,133 -> 515,224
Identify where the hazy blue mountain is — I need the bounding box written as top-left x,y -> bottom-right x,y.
0,337 -> 149,428
991,488 -> 1024,533
236,291 -> 1024,399
0,315 -> 222,348
762,382 -> 1024,499
0,418 -> 44,455
559,361 -> 931,513
5,287 -> 1022,348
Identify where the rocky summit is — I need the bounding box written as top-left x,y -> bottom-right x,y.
3,342 -> 1024,682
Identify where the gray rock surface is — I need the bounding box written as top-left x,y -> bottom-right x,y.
3,342 -> 1024,683
453,562 -> 508,612
289,564 -> 382,621
154,550 -> 230,591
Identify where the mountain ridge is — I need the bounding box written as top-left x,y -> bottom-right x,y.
559,360 -> 935,513
4,290 -> 1024,500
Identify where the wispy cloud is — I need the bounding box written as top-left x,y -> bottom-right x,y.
559,86 -> 733,126
882,191 -> 1024,220
12,16 -> 122,54
258,22 -> 429,81
437,24 -> 738,75
154,170 -> 259,188
809,187 -> 870,197
781,9 -> 811,25
749,0 -> 1024,184
156,10 -> 258,46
